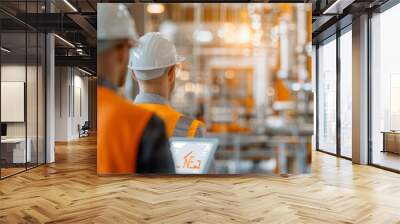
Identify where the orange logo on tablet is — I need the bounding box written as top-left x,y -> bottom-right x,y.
177,151 -> 201,169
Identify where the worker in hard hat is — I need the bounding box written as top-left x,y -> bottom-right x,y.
129,32 -> 205,138
97,4 -> 174,175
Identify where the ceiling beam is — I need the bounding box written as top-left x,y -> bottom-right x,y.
12,13 -> 82,32
67,13 -> 97,43
55,55 -> 96,72
323,0 -> 356,14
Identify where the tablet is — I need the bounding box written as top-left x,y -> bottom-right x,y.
169,137 -> 218,174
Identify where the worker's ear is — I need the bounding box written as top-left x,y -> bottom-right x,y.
168,66 -> 176,83
116,40 -> 133,65
116,42 -> 127,61
115,42 -> 132,86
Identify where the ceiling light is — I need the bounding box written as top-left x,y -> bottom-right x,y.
147,4 -> 165,14
75,42 -> 84,48
323,0 -> 354,15
78,67 -> 93,76
54,34 -> 75,48
63,0 -> 78,12
1,47 -> 11,53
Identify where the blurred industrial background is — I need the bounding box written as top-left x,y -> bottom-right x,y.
123,3 -> 313,174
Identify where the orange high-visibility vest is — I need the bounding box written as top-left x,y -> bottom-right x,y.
97,86 -> 153,175
137,103 -> 203,138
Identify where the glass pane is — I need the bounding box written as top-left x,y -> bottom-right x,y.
38,32 -> 45,165
27,31 -> 38,169
1,31 -> 27,177
312,45 -> 317,151
26,0 -> 40,169
340,30 -> 352,158
317,38 -> 337,154
0,1 -> 46,178
371,4 -> 400,171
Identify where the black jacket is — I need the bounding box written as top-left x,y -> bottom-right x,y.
136,114 -> 175,174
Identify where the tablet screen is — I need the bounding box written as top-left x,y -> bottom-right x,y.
170,140 -> 216,174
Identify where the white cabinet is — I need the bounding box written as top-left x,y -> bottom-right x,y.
1,138 -> 32,163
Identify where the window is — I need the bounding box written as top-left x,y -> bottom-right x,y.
371,3 -> 400,171
339,29 -> 352,158
317,37 -> 337,154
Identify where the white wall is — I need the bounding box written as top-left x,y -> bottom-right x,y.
1,65 -> 38,138
55,67 -> 69,141
55,67 -> 89,141
71,73 -> 89,138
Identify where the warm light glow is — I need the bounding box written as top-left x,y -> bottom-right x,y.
194,29 -> 213,43
185,82 -> 195,93
147,4 -> 165,14
218,23 -> 252,44
194,84 -> 203,94
217,22 -> 234,40
224,70 -> 235,79
237,24 -> 251,44
179,70 -> 190,81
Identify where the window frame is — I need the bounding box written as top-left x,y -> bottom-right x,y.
315,23 -> 353,160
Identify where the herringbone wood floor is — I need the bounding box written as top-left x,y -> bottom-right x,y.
1,136 -> 400,224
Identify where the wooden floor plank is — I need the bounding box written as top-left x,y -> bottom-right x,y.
0,136 -> 400,223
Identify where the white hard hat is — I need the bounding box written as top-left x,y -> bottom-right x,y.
129,32 -> 185,80
97,3 -> 138,41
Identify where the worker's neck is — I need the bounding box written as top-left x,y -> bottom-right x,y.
139,85 -> 169,100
